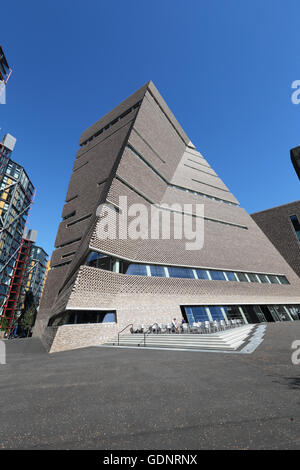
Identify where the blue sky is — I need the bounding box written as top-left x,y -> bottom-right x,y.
1,0 -> 300,256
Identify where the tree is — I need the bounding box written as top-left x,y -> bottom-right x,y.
0,316 -> 9,332
19,304 -> 37,336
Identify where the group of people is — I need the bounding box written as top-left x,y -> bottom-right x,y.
171,317 -> 186,333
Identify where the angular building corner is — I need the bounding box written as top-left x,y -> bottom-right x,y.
252,201 -> 300,279
35,81 -> 300,353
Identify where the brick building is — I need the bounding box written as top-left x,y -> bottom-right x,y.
35,82 -> 300,352
252,201 -> 300,279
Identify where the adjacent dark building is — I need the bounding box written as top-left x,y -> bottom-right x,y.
291,146 -> 300,180
0,45 -> 11,84
1,232 -> 35,332
0,45 -> 12,103
35,81 -> 300,353
252,201 -> 300,279
0,134 -> 35,331
25,243 -> 48,307
1,227 -> 48,334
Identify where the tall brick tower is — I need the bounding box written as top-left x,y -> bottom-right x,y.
35,81 -> 300,352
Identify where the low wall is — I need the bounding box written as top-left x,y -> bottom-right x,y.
48,302 -> 182,352
49,323 -> 119,353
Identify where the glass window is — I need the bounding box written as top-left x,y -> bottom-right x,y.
191,306 -> 209,323
267,306 -> 282,322
277,275 -> 289,285
268,275 -> 280,284
257,274 -> 270,283
225,271 -> 236,281
126,264 -> 148,276
290,215 -> 300,241
247,273 -> 259,283
208,306 -> 224,321
209,270 -> 226,281
196,269 -> 210,280
168,267 -> 195,279
273,305 -> 289,321
223,305 -> 244,321
184,306 -> 194,324
252,306 -> 267,323
236,272 -> 249,282
120,260 -> 130,274
286,305 -> 300,320
49,310 -> 116,326
102,312 -> 116,323
86,252 -> 112,271
150,265 -> 166,277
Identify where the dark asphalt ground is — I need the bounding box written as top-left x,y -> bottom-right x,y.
1,322 -> 300,450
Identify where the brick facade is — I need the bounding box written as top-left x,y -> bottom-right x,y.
35,82 -> 300,352
252,201 -> 300,278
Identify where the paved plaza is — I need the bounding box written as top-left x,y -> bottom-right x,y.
0,322 -> 300,450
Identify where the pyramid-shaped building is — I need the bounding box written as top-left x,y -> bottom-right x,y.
35,82 -> 300,352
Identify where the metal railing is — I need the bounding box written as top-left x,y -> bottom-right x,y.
117,323 -> 133,346
115,320 -> 245,347
142,323 -> 160,347
137,320 -> 245,337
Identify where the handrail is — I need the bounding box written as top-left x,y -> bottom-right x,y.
147,322 -> 160,334
143,322 -> 160,347
117,320 -> 244,347
117,323 -> 133,346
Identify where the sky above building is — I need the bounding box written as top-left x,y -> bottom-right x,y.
0,0 -> 300,256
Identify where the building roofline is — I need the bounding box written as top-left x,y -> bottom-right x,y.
79,81 -> 191,148
6,157 -> 35,190
251,200 -> 300,216
79,81 -> 150,146
31,245 -> 49,257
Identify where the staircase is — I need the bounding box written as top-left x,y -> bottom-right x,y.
104,325 -> 256,352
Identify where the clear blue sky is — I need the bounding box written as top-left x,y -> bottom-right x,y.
1,0 -> 300,256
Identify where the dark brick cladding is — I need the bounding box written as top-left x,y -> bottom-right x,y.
34,81 -> 300,349
252,201 -> 300,278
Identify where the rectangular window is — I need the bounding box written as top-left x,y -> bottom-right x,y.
247,273 -> 259,283
150,265 -> 166,277
184,306 -> 194,324
268,275 -> 280,284
286,305 -> 300,320
257,274 -> 270,283
126,264 -> 148,276
196,269 -> 210,280
209,270 -> 226,281
225,272 -> 236,281
223,305 -> 244,321
290,215 -> 300,241
236,272 -> 249,282
208,306 -> 224,321
86,252 -> 112,271
168,267 -> 195,279
189,306 -> 209,323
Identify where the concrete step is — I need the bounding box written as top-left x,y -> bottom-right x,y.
105,325 -> 255,351
112,326 -> 253,342
111,339 -> 235,348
